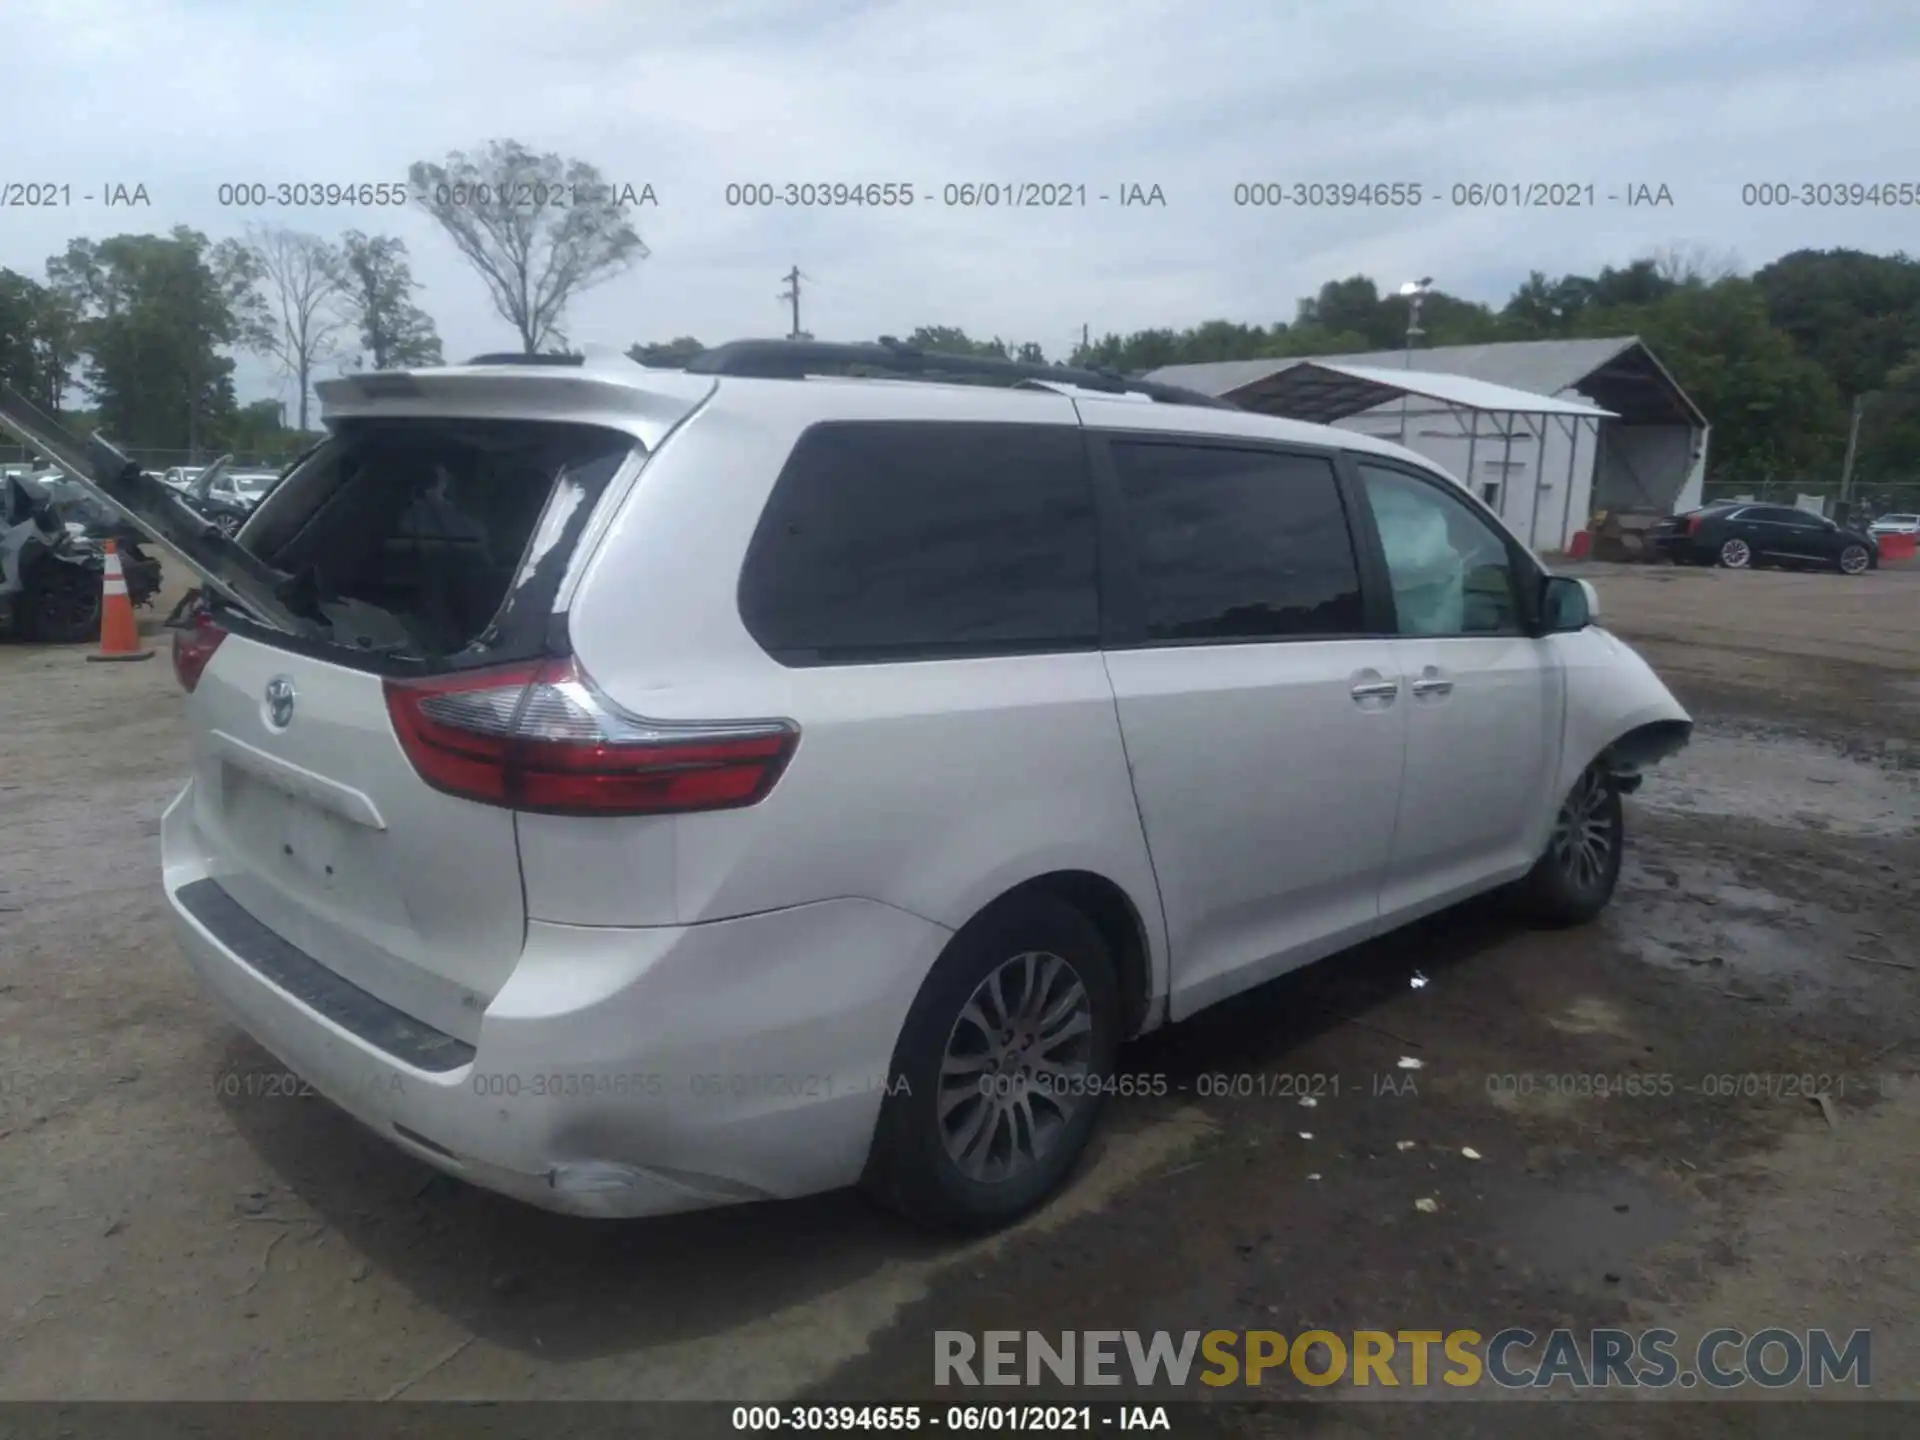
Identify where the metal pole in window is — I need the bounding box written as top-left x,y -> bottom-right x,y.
1464,410 -> 1478,498
1396,278 -> 1432,443
1498,415 -> 1517,533
1557,415 -> 1581,552
1524,413 -> 1548,549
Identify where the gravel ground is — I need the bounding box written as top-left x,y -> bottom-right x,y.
1,560 -> 1917,1434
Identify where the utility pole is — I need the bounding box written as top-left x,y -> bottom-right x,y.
1838,392 -> 1868,508
778,266 -> 803,339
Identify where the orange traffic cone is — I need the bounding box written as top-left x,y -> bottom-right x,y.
86,539 -> 155,663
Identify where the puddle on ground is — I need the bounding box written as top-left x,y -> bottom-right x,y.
1610,853 -> 1891,1008
1635,724 -> 1919,839
1476,1168 -> 1687,1289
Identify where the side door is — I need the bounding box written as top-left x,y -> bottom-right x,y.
1093,435 -> 1408,1020
1780,510 -> 1841,563
1345,458 -> 1561,921
1742,505 -> 1805,561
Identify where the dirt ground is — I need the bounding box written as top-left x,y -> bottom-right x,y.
1,560 -> 1917,1433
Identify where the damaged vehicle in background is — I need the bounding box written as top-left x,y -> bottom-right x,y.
0,467 -> 162,642
171,460 -> 282,538
1,346 -> 1692,1233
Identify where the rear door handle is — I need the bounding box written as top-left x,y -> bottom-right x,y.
1410,667 -> 1453,698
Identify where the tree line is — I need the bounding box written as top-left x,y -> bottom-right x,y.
0,140 -> 647,458
635,247 -> 1920,492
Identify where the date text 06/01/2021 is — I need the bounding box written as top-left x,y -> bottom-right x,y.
730,1404 -> 1172,1432
720,182 -> 1167,208
1226,181 -> 1675,208
211,181 -> 656,209
1,182 -> 150,207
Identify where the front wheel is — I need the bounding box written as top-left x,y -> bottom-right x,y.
863,893 -> 1121,1232
1837,543 -> 1872,575
1513,764 -> 1624,927
213,513 -> 242,539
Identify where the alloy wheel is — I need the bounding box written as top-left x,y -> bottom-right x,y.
1719,537 -> 1751,568
1839,544 -> 1870,575
1551,768 -> 1615,895
937,950 -> 1094,1183
215,514 -> 241,538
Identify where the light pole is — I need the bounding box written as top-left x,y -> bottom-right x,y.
1397,277 -> 1433,441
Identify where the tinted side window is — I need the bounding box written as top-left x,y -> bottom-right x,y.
738,422 -> 1099,664
1109,443 -> 1364,642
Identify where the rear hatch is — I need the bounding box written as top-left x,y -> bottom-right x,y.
1,367 -> 714,1041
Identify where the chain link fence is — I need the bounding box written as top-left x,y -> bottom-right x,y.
0,443 -> 305,474
1700,475 -> 1920,521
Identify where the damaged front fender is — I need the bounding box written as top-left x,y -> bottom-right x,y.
1547,624 -> 1693,805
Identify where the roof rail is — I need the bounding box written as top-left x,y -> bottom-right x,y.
465,352 -> 586,367
683,338 -> 1238,409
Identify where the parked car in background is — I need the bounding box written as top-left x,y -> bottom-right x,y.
181,465 -> 279,536
1651,502 -> 1879,574
163,466 -> 205,492
28,342 -> 1692,1231
1868,513 -> 1920,539
230,471 -> 281,505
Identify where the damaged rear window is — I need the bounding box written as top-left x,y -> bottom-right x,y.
236,418 -> 638,668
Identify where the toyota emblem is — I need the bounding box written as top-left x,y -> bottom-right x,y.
264,675 -> 296,728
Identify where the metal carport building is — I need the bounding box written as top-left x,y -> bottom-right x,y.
1159,360 -> 1614,552
1146,336 -> 1710,541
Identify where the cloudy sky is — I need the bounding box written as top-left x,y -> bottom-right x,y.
4,0 -> 1917,410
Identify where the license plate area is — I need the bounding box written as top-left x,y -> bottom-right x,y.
223,763 -> 357,893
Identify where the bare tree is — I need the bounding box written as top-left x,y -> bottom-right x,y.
1650,243 -> 1743,287
409,140 -> 649,353
247,226 -> 348,430
339,231 -> 443,371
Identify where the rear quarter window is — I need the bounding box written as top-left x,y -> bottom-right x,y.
737,421 -> 1099,665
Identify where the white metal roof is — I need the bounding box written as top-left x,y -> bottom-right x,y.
1259,360 -> 1617,421
1147,335 -> 1705,428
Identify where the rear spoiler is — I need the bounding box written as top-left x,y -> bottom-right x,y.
0,384 -> 303,632
314,365 -> 716,451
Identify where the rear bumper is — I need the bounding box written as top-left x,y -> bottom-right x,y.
161,782 -> 950,1218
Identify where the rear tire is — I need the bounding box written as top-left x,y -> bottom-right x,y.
1717,537 -> 1752,569
16,558 -> 102,644
863,893 -> 1121,1233
1513,763 -> 1624,927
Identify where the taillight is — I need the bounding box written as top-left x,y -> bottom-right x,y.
171,604 -> 227,693
383,657 -> 799,817
1686,514 -> 1703,535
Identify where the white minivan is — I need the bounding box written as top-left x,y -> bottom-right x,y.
5,343 -> 1691,1230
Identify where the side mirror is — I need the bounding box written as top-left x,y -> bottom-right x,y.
1541,574 -> 1598,632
